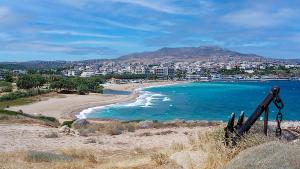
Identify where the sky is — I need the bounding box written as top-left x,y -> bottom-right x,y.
1,0 -> 300,61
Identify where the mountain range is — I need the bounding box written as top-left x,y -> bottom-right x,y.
1,46 -> 299,69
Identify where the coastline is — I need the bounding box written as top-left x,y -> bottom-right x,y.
73,80 -> 187,119
7,80 -> 183,122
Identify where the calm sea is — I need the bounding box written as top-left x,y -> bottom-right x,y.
80,81 -> 300,121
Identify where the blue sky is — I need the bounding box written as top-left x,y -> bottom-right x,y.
0,0 -> 300,61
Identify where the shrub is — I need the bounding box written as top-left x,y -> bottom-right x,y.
193,124 -> 278,169
125,123 -> 136,132
61,120 -> 75,128
44,132 -> 59,138
0,89 -> 51,101
37,115 -> 59,124
151,153 -> 169,166
106,122 -> 125,135
0,81 -> 13,93
25,151 -> 73,162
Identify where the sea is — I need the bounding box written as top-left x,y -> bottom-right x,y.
78,80 -> 300,121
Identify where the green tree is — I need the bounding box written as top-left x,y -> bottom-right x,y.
17,74 -> 35,89
4,72 -> 13,82
77,84 -> 89,95
16,74 -> 46,89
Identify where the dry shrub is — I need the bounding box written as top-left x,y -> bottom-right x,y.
150,153 -> 169,166
125,123 -> 136,132
24,151 -> 73,162
138,132 -> 153,137
191,124 -> 279,169
78,128 -> 96,137
106,122 -> 125,135
154,130 -> 176,135
133,147 -> 145,155
170,142 -> 186,152
44,131 -> 59,138
61,149 -> 98,164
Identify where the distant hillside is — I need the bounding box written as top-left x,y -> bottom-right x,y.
0,61 -> 69,70
118,46 -> 263,62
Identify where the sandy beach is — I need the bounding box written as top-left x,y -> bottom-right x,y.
7,81 -> 182,122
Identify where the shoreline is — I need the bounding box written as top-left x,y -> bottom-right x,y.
7,80 -> 182,122
74,80 -> 187,119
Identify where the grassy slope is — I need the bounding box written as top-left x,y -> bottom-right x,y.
0,109 -> 59,127
0,97 -> 35,109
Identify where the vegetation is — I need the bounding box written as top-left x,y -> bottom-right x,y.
25,151 -> 73,162
0,98 -> 35,109
4,72 -> 13,82
50,76 -> 104,94
0,89 -> 51,102
0,81 -> 13,92
0,109 -> 60,127
220,67 -> 244,75
16,74 -> 46,89
61,120 -> 76,128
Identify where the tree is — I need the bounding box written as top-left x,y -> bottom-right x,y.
17,74 -> 35,89
4,72 -> 13,82
16,74 -> 46,89
77,84 -> 89,95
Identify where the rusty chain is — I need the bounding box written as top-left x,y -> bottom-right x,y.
273,94 -> 284,137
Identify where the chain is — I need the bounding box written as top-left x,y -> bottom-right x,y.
273,94 -> 284,137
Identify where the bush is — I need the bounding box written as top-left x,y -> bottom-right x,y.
25,151 -> 73,162
44,132 -> 59,138
151,153 -> 169,166
17,74 -> 46,89
0,89 -> 51,101
61,120 -> 75,128
0,81 -> 13,93
106,122 -> 125,135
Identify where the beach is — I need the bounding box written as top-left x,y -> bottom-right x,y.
7,81 -> 181,122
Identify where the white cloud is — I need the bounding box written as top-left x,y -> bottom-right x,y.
68,40 -> 137,47
99,18 -> 159,32
109,0 -> 183,14
40,30 -> 122,38
0,6 -> 18,25
0,41 -> 115,55
0,32 -> 14,41
222,8 -> 294,28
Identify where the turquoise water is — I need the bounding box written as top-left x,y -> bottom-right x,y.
81,81 -> 300,121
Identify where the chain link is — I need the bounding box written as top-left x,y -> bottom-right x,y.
274,94 -> 284,137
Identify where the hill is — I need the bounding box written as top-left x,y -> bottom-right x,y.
118,46 -> 264,63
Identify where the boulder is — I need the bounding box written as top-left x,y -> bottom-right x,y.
223,141 -> 300,169
59,125 -> 78,136
72,119 -> 90,129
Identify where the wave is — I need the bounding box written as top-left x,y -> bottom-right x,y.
77,90 -> 165,118
162,97 -> 171,102
76,105 -> 105,119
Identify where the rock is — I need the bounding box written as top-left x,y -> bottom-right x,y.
59,125 -> 71,133
137,120 -> 153,129
170,150 -> 207,169
83,138 -> 96,144
223,141 -> 300,169
59,125 -> 78,136
44,131 -> 59,138
72,119 -> 90,129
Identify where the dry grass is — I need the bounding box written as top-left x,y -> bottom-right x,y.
150,152 -> 170,166
187,123 -> 279,169
170,142 -> 186,152
0,147 -> 183,169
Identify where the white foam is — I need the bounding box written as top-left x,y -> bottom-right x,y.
76,105 -> 105,119
162,97 -> 171,102
77,82 -> 182,119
